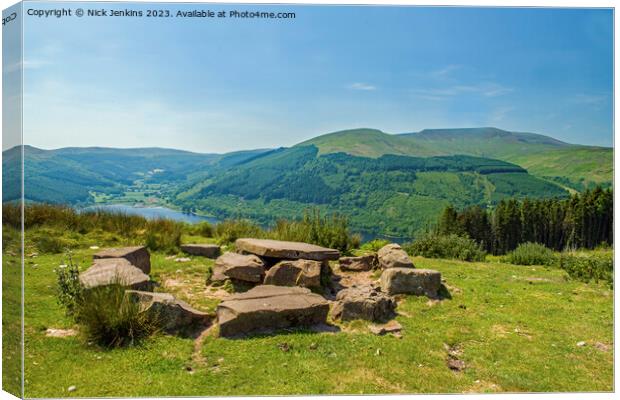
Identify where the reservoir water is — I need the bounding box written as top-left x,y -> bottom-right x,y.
82,204 -> 220,225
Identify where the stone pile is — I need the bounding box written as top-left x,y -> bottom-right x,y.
211,239 -> 445,337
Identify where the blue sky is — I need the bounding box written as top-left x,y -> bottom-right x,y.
17,3 -> 614,152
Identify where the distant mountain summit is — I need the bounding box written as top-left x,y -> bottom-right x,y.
297,127 -> 611,190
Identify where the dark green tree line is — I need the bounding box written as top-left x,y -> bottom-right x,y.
437,187 -> 612,254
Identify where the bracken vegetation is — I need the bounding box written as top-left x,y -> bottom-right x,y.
405,233 -> 487,262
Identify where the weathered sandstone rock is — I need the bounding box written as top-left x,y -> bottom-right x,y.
339,255 -> 376,271
264,259 -> 322,288
211,252 -> 265,283
181,244 -> 220,258
93,246 -> 151,274
79,258 -> 151,291
380,267 -> 441,297
127,290 -> 211,336
331,285 -> 396,322
235,238 -> 340,261
377,243 -> 414,269
217,285 -> 329,337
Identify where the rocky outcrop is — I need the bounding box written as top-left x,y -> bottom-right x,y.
235,238 -> 340,261
331,285 -> 396,322
217,285 -> 329,337
377,244 -> 414,269
263,259 -> 322,289
380,268 -> 441,297
339,255 -> 376,271
93,246 -> 151,274
79,258 -> 152,291
211,252 -> 265,283
127,290 -> 211,336
181,244 -> 220,259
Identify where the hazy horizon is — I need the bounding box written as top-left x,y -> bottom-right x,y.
6,3 -> 614,152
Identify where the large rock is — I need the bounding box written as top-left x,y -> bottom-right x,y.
181,244 -> 220,259
380,268 -> 441,297
377,243 -> 414,269
79,258 -> 152,291
331,285 -> 396,322
217,285 -> 329,337
93,246 -> 151,274
263,259 -> 322,289
235,238 -> 340,261
127,290 -> 211,336
211,252 -> 265,283
339,255 -> 376,271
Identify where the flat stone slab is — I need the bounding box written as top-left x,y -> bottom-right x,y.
380,268 -> 441,297
235,238 -> 340,261
79,258 -> 151,291
181,244 -> 220,258
217,285 -> 329,337
264,259 -> 322,289
377,244 -> 414,269
127,290 -> 211,336
339,255 -> 376,271
331,285 -> 396,322
212,252 -> 265,283
93,246 -> 151,274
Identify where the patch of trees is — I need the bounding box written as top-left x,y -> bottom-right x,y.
436,187 -> 613,254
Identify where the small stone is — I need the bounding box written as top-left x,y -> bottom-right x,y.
174,257 -> 191,263
448,359 -> 465,371
309,342 -> 318,350
375,348 -> 382,356
89,246 -> 100,250
576,341 -> 587,347
369,320 -> 402,336
67,386 -> 76,392
278,343 -> 291,352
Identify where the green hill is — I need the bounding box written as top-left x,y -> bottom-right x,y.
179,145 -> 567,237
2,146 -> 221,204
300,127 -> 612,190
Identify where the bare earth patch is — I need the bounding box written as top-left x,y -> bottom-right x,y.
45,328 -> 77,338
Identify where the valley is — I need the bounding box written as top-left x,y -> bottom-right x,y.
5,127 -> 612,240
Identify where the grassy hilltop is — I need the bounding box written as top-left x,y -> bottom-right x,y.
3,206 -> 612,397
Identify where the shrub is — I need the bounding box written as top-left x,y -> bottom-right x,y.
360,239 -> 390,253
144,219 -> 183,253
405,233 -> 486,262
55,254 -> 83,316
269,211 -> 359,253
34,229 -> 76,254
75,284 -> 158,348
503,242 -> 556,266
559,253 -> 613,287
190,221 -> 214,238
214,219 -> 263,245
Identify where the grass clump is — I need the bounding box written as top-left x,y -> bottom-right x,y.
559,252 -> 613,287
503,242 -> 556,266
189,221 -> 214,238
54,254 -> 158,348
76,284 -> 158,348
359,239 -> 390,253
405,233 -> 486,262
269,210 -> 360,253
214,219 -> 263,245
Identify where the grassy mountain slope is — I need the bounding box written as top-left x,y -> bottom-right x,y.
300,127 -> 612,190
2,146 -> 221,204
179,145 -> 567,237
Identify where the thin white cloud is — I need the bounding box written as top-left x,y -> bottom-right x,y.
430,64 -> 462,79
410,82 -> 513,101
347,82 -> 377,91
489,106 -> 515,123
571,93 -> 608,105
